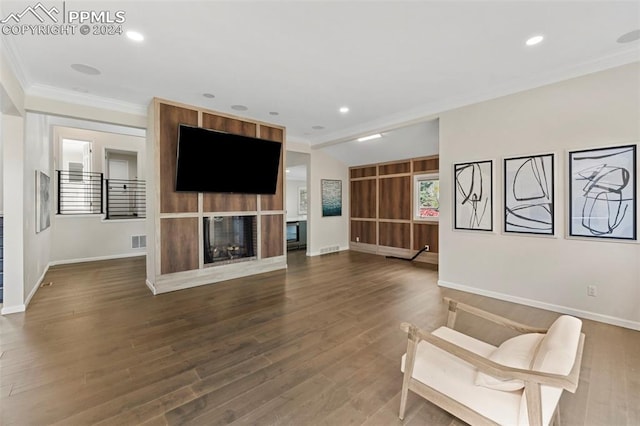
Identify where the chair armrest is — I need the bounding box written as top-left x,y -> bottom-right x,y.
443,297 -> 548,334
400,322 -> 584,392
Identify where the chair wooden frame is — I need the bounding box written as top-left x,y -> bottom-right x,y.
399,298 -> 585,426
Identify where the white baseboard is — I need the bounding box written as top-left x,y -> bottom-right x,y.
1,304 -> 26,315
145,279 -> 157,295
26,264 -> 49,306
1,263 -> 50,315
49,252 -> 146,266
438,280 -> 640,331
307,246 -> 349,257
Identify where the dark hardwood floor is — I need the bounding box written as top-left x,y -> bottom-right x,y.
0,251 -> 638,425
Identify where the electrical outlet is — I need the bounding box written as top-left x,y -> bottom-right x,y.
356,236 -> 360,242
587,285 -> 597,297
424,245 -> 430,251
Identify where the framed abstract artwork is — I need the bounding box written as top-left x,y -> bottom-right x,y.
321,179 -> 342,217
569,145 -> 636,240
36,170 -> 51,233
298,187 -> 308,215
454,160 -> 493,231
504,154 -> 554,235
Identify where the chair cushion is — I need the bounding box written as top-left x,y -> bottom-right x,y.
532,315 -> 582,375
475,333 -> 544,391
518,315 -> 583,425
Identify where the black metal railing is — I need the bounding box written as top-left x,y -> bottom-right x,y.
57,170 -> 103,214
105,179 -> 146,219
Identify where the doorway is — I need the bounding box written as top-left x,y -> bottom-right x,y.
105,149 -> 139,218
285,151 -> 310,253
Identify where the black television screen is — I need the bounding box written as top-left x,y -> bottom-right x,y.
175,124 -> 282,194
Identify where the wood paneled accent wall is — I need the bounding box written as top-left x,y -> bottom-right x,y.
349,155 -> 439,264
148,98 -> 286,294
159,104 -> 199,213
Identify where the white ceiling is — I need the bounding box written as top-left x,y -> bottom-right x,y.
2,1 -> 639,146
322,119 -> 439,166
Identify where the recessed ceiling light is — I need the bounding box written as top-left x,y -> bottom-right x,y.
357,133 -> 382,142
202,93 -> 215,98
70,63 -> 101,75
617,29 -> 640,44
339,106 -> 349,113
269,111 -> 279,116
286,169 -> 291,173
312,125 -> 324,130
231,105 -> 248,111
525,35 -> 544,46
126,31 -> 144,42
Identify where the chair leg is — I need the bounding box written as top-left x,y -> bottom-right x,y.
399,335 -> 418,420
552,404 -> 562,426
399,381 -> 409,419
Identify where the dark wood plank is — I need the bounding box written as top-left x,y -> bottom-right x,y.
159,103 -> 199,213
161,217 -> 199,274
259,125 -> 285,212
201,113 -> 257,137
413,223 -> 439,253
379,161 -> 411,176
203,193 -> 257,213
413,157 -> 439,173
379,222 -> 411,249
378,176 -> 411,220
350,167 -> 377,179
351,220 -> 377,244
261,214 -> 284,258
351,179 -> 377,219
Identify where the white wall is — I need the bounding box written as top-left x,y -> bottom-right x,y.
22,113 -> 52,302
51,217 -> 146,263
51,126 -> 146,263
1,113 -> 25,311
286,178 -> 307,220
439,63 -> 640,330
308,149 -> 349,256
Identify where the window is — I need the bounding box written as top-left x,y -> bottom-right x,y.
415,173 -> 439,220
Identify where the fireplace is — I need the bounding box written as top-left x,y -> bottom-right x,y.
203,216 -> 257,265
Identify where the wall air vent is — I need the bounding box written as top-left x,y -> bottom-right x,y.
131,235 -> 147,249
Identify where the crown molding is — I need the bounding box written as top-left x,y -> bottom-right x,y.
1,37 -> 30,89
311,48 -> 640,148
26,84 -> 148,117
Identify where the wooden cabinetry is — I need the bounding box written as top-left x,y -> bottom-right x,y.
146,98 -> 286,294
349,155 -> 439,264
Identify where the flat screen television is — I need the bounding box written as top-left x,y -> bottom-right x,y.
175,124 -> 282,194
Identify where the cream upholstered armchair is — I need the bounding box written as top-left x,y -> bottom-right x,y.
399,298 -> 585,426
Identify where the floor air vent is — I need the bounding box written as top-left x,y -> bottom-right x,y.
319,245 -> 340,254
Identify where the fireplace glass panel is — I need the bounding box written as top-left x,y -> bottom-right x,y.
204,216 -> 257,265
